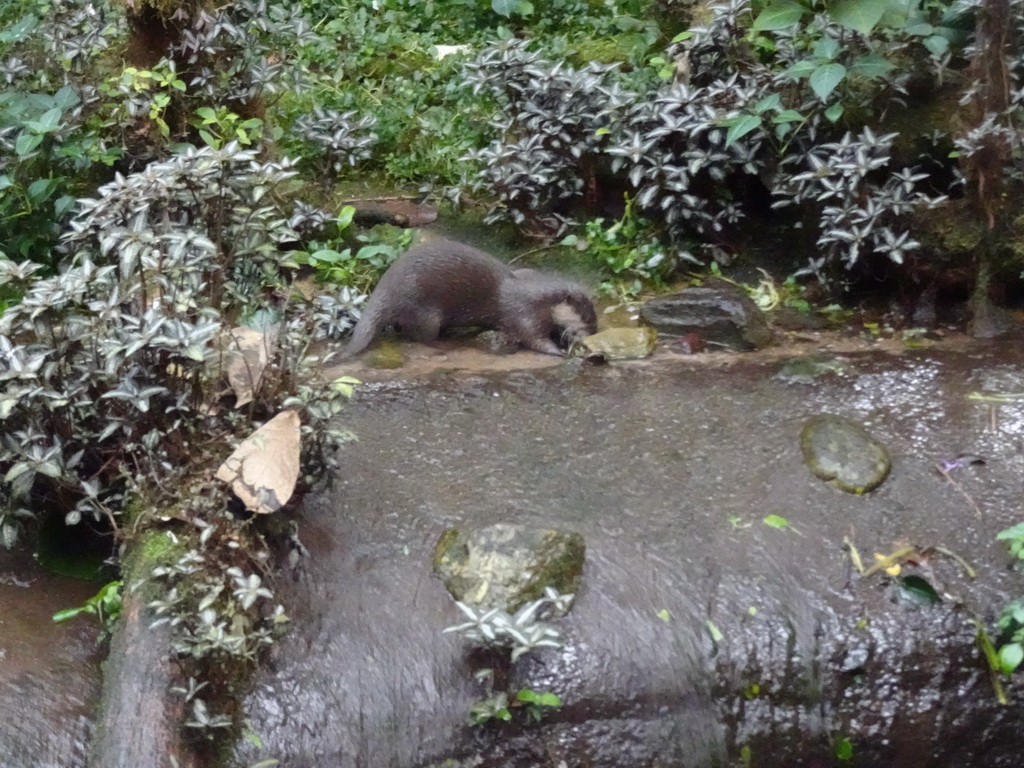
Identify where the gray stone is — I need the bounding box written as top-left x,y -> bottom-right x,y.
640,279 -> 773,350
800,414 -> 891,494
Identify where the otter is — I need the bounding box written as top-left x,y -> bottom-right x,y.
340,240 -> 597,358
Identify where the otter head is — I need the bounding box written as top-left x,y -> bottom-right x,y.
551,289 -> 598,347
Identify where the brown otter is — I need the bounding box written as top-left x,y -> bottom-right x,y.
340,240 -> 597,358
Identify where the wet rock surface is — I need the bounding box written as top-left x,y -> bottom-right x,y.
6,339 -> 1024,768
800,413 -> 893,493
233,342 -> 1024,768
0,551 -> 102,768
639,280 -> 773,350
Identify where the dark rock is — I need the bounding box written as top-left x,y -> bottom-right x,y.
351,200 -> 438,228
640,280 -> 773,351
433,523 -> 584,614
800,414 -> 891,494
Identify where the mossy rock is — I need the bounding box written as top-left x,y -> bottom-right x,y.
800,414 -> 891,494
576,326 -> 657,360
433,523 -> 585,615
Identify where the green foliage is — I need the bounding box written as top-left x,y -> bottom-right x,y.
468,692 -> 512,725
467,687 -> 563,725
515,687 -> 562,722
445,587 -> 572,725
996,522 -> 1024,563
562,195 -> 676,301
53,579 -> 123,638
97,60 -> 187,141
286,207 -> 409,291
834,735 -> 854,762
0,84 -> 101,266
995,601 -> 1024,674
193,107 -> 264,150
996,522 -> 1024,675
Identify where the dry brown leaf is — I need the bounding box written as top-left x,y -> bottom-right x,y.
216,410 -> 301,514
226,326 -> 277,408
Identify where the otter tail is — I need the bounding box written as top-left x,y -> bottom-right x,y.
339,293 -> 385,360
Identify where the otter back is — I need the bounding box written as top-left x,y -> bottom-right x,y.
341,240 -> 513,358
341,239 -> 597,358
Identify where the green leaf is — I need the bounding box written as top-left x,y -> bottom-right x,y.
763,514 -> 789,529
753,93 -> 782,114
785,60 -> 818,80
0,14 -> 38,44
54,195 -> 77,218
492,0 -> 532,17
824,102 -> 844,122
337,205 -> 357,229
537,692 -> 561,706
752,0 -> 807,32
923,35 -> 949,57
724,114 -> 762,147
772,109 -> 805,124
809,63 -> 847,101
998,642 -> 1024,674
27,178 -> 56,203
827,0 -> 887,35
35,107 -> 63,133
834,736 -> 854,761
706,620 -> 724,643
53,85 -> 80,112
196,106 -> 217,121
53,606 -> 91,622
309,249 -> 347,265
904,23 -> 934,36
4,462 -> 32,483
15,131 -> 44,157
849,54 -> 895,79
898,574 -> 942,605
997,522 -> 1024,541
813,37 -> 840,61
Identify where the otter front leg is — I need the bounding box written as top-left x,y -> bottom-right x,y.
524,336 -> 565,356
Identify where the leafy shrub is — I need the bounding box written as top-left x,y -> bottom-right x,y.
461,0 -> 971,280
0,141 -> 360,541
461,37 -> 633,237
562,194 -> 676,300
293,107 -> 379,179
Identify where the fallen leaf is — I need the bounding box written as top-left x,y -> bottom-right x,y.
216,411 -> 300,514
226,326 -> 277,408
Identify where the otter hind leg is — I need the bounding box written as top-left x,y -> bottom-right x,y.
399,308 -> 444,344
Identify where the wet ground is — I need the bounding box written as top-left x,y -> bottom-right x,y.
0,551 -> 102,767
233,334 -> 1024,767
4,332 -> 1024,768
